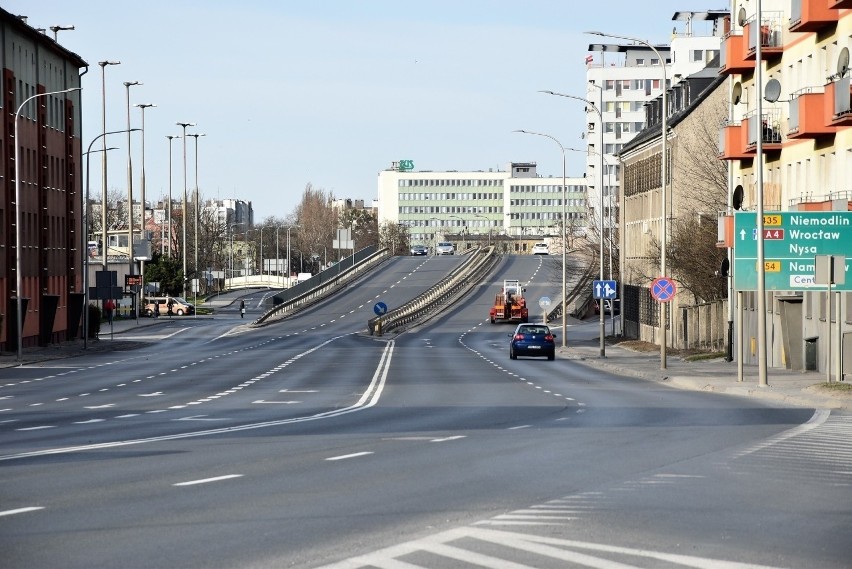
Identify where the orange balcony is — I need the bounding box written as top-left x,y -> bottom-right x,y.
787,88 -> 838,139
829,0 -> 852,8
719,32 -> 751,75
744,19 -> 783,61
789,0 -> 839,33
718,122 -> 750,160
744,112 -> 783,154
825,77 -> 852,126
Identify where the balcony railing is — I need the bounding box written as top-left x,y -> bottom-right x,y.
744,12 -> 784,60
744,109 -> 783,151
789,0 -> 839,33
787,86 -> 838,138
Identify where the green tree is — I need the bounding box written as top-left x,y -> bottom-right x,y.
144,251 -> 185,296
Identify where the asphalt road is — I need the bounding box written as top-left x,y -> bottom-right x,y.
1,254 -> 850,568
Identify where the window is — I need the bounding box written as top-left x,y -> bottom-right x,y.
637,58 -> 645,66
692,49 -> 703,62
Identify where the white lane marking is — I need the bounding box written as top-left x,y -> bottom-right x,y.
175,415 -> 229,422
252,400 -> 300,404
0,507 -> 44,517
431,436 -> 466,442
15,425 -> 55,431
326,452 -> 374,461
0,338 -> 395,462
508,425 -> 531,430
138,392 -> 163,397
280,389 -> 317,393
85,404 -> 115,409
73,419 -> 105,424
173,474 -> 243,487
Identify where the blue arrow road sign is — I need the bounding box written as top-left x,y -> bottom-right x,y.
373,301 -> 388,316
593,280 -> 617,300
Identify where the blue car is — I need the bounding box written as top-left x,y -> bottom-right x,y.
508,323 -> 556,360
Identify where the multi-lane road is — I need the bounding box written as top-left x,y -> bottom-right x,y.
2,254 -> 850,568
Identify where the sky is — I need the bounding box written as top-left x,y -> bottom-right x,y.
7,0 -> 709,221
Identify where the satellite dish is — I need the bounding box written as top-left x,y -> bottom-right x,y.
764,78 -> 782,103
719,257 -> 730,278
838,47 -> 850,78
737,6 -> 747,27
732,82 -> 742,105
733,185 -> 744,210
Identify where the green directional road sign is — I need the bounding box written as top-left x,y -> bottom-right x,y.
733,211 -> 852,291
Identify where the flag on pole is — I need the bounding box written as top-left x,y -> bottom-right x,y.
585,54 -> 594,64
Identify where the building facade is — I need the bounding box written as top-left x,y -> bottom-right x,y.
718,0 -> 852,372
377,161 -> 587,252
0,9 -> 86,350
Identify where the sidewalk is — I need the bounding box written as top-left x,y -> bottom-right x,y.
0,316 -> 167,369
562,339 -> 852,411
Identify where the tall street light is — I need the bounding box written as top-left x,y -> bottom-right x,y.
13,87 -> 82,360
83,129 -> 138,350
286,225 -> 299,287
123,81 -> 141,318
474,213 -> 491,246
176,121 -> 195,299
540,90 -> 606,358
586,30 -> 668,369
99,60 -> 120,272
50,24 -> 75,41
165,135 -> 180,256
135,103 -> 155,305
513,129 -> 567,349
187,133 -> 206,303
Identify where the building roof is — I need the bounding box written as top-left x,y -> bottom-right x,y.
618,56 -> 725,157
0,7 -> 88,68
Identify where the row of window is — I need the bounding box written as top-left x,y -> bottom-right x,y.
397,179 -> 503,187
509,199 -> 586,207
509,185 -> 585,193
509,212 -> 584,220
400,206 -> 502,214
399,192 -> 502,201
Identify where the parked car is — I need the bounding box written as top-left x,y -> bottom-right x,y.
410,244 -> 428,256
508,323 -> 556,360
435,242 -> 455,255
594,299 -> 620,315
144,296 -> 195,317
532,243 -> 549,255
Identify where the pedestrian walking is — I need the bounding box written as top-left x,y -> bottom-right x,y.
240,300 -> 246,319
104,298 -> 115,325
167,297 -> 174,318
154,302 -> 160,318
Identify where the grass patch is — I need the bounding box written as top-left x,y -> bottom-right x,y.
815,382 -> 852,392
684,352 -> 727,362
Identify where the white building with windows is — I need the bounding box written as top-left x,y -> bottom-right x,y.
584,10 -> 727,235
377,162 -> 587,248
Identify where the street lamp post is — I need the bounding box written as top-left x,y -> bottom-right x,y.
83,129 -> 138,350
123,81 -> 141,318
165,135 -> 180,256
99,60 -> 120,273
13,87 -> 82,360
286,225 -> 299,286
135,103 -> 155,305
474,214 -> 491,246
586,30 -> 668,369
513,129 -> 567,349
49,24 -> 75,41
539,90 -> 606,358
176,122 -> 195,299
187,133 -> 205,302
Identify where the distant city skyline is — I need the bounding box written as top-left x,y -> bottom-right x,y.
8,0 -> 706,220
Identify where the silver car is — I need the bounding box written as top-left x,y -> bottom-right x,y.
435,242 -> 455,255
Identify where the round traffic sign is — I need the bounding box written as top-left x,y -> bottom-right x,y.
650,277 -> 676,303
538,296 -> 551,308
373,301 -> 388,315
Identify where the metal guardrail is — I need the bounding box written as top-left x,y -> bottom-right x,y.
546,259 -> 598,323
252,246 -> 387,326
367,246 -> 499,336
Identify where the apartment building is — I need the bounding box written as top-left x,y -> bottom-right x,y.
377,161 -> 587,251
717,0 -> 852,372
0,9 -> 86,350
585,10 -> 727,237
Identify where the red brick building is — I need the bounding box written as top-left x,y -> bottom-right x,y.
1,9 -> 86,350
